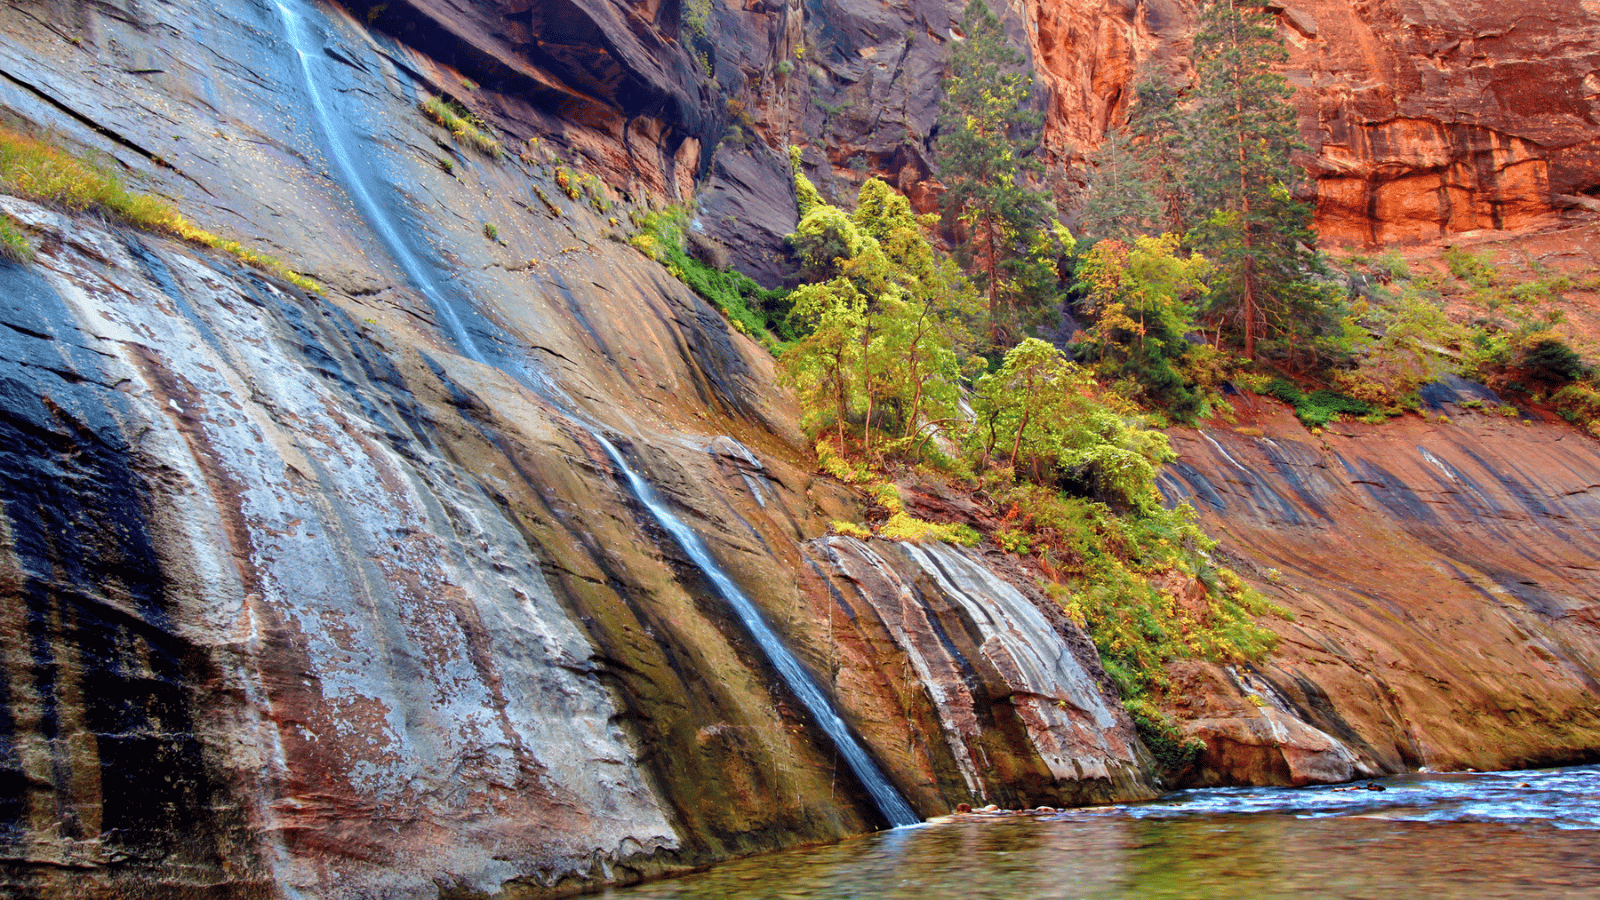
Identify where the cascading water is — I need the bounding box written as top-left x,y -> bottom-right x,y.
269,0 -> 486,364
597,436 -> 921,828
265,0 -> 920,830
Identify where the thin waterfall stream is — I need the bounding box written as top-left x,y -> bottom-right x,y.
266,0 -> 920,829
596,436 -> 922,828
270,0 -> 486,364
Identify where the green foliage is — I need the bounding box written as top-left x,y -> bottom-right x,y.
1443,246 -> 1497,288
775,114 -> 1284,742
683,0 -> 712,37
1074,235 -> 1219,421
1184,0 -> 1341,363
1519,337 -> 1585,386
554,165 -> 607,210
781,172 -> 983,457
1372,249 -> 1411,282
1079,128 -> 1162,241
822,453 -> 980,546
990,480 -> 1282,703
969,338 -> 1174,512
675,252 -> 789,340
936,0 -> 1056,343
482,222 -> 499,241
420,96 -> 502,158
1124,698 -> 1205,773
555,166 -> 580,200
0,126 -> 321,292
1333,280 -> 1466,412
1116,70 -> 1192,236
1266,377 -> 1374,428
1552,382 -> 1600,436
0,216 -> 32,263
632,203 -> 791,344
789,201 -> 864,282
830,520 -> 873,540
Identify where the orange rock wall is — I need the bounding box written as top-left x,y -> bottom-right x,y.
1163,392 -> 1600,783
1021,0 -> 1600,245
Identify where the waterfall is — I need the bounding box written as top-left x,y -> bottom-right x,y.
269,0 -> 486,364
268,0 -> 919,830
596,436 -> 921,828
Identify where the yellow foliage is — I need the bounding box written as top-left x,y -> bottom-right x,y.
0,127 -> 322,292
829,520 -> 872,540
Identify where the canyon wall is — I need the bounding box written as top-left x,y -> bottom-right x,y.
0,2 -> 1147,896
0,0 -> 1597,898
1018,0 -> 1600,245
1160,385 -> 1600,785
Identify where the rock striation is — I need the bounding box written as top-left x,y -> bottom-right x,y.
1,0 -> 1599,897
1161,388 -> 1600,785
0,1 -> 1151,896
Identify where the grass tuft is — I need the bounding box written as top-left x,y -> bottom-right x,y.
0,216 -> 33,263
0,127 -> 322,291
421,96 -> 502,158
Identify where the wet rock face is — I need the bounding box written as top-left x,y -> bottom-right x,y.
0,195 -> 1159,895
0,2 -> 1162,896
1162,394 -> 1600,785
803,538 -> 1154,809
1283,0 -> 1600,245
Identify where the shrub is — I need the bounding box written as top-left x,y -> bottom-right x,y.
632,204 -> 792,342
1266,378 -> 1375,428
1124,697 -> 1204,774
1520,337 -> 1584,385
1372,249 -> 1411,282
420,96 -> 502,158
988,480 -> 1283,702
1443,246 -> 1496,288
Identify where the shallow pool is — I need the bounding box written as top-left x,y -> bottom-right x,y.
600,764 -> 1600,899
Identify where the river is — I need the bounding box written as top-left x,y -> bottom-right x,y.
599,764 -> 1600,899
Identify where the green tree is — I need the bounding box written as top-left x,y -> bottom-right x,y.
782,277 -> 868,449
936,0 -> 1055,344
1126,71 -> 1189,234
1080,68 -> 1188,240
782,164 -> 981,456
1076,235 -> 1215,420
1185,0 -> 1339,363
967,338 -> 1173,511
1079,129 -> 1161,241
846,179 -> 982,448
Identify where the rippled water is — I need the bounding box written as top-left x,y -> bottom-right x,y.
601,765 -> 1600,899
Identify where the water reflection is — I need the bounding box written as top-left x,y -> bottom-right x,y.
602,765 -> 1600,900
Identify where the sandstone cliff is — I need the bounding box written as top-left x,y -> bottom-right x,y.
0,0 -> 1598,898
1018,0 -> 1600,245
0,2 -> 1147,896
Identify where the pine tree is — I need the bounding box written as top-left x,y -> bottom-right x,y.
1080,69 -> 1186,240
1125,71 -> 1189,234
1184,0 -> 1338,363
1079,129 -> 1161,241
936,0 -> 1054,344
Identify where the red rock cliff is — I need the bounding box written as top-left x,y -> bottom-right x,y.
1021,0 -> 1600,245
